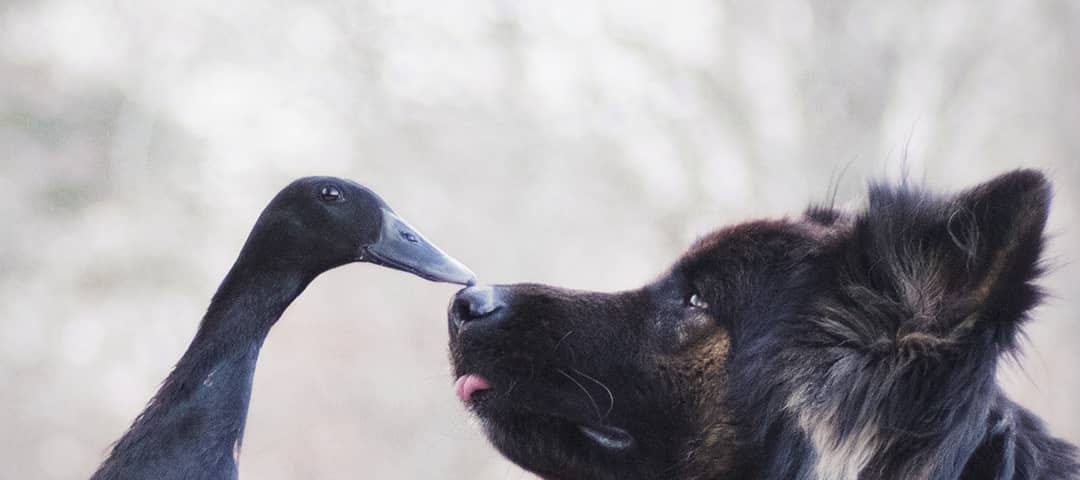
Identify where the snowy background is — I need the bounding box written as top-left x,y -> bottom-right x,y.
1,0 -> 1078,478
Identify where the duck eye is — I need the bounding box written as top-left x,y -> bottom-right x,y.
687,293 -> 709,310
319,185 -> 342,202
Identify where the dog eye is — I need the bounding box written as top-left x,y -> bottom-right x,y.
687,293 -> 709,310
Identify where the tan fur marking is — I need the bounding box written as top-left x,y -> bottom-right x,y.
660,329 -> 737,479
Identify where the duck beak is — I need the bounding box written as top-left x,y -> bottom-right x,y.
364,208 -> 477,285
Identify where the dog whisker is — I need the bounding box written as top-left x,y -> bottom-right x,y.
557,368 -> 603,423
570,368 -> 615,419
552,330 -> 574,355
503,378 -> 520,398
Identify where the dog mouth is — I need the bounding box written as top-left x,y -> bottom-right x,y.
577,424 -> 635,450
453,373 -> 492,404
452,372 -> 636,452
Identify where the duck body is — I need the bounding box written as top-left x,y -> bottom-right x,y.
91,177 -> 474,479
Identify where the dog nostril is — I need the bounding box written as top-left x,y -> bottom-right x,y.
453,285 -> 502,323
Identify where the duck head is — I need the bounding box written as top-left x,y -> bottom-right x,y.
244,176 -> 476,284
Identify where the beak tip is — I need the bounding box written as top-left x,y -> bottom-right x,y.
452,262 -> 478,287
427,263 -> 476,286
457,267 -> 478,286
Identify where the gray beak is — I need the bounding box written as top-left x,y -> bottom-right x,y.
364,208 -> 477,285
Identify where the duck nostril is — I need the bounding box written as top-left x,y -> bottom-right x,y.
452,285 -> 503,324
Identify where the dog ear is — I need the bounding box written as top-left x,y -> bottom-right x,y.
948,169 -> 1050,314
848,169 -> 1050,351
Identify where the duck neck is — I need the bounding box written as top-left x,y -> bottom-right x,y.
94,252 -> 316,480
198,252 -> 315,345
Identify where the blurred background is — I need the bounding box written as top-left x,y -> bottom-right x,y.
2,0 -> 1078,478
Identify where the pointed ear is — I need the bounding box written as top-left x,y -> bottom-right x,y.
846,170 -> 1051,352
949,169 -> 1050,312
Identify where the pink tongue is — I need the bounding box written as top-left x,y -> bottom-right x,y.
454,374 -> 491,403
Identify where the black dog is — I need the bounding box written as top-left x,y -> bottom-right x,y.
448,170 -> 1079,479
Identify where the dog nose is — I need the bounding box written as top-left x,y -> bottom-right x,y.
450,285 -> 504,328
